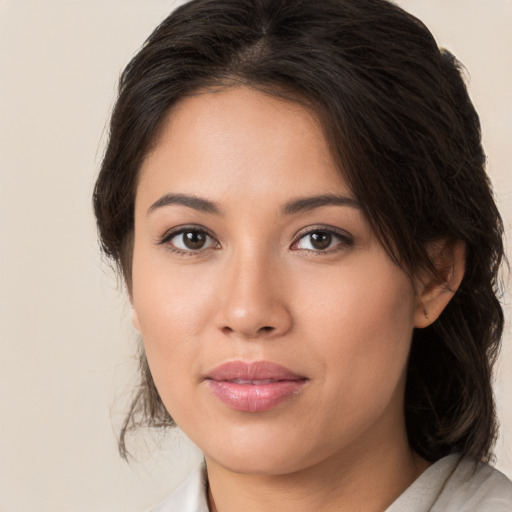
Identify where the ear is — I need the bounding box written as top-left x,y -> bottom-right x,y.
131,305 -> 141,332
414,239 -> 466,328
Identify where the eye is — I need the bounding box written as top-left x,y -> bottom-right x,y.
292,228 -> 352,252
161,227 -> 219,253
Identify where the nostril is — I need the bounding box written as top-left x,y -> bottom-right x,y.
221,325 -> 275,337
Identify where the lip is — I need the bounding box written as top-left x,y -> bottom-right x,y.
205,361 -> 308,413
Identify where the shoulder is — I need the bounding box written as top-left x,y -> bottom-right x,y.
388,454 -> 512,512
145,464 -> 209,512
147,456 -> 512,512
433,456 -> 512,511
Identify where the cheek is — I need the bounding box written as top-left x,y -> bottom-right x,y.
295,261 -> 416,400
130,248 -> 219,392
132,245 -> 217,335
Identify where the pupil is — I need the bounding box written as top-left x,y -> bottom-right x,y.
184,231 -> 206,250
311,232 -> 331,250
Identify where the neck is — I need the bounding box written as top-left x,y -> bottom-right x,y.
205,422 -> 429,512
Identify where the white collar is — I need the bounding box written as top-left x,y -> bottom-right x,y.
147,455 -> 512,512
146,463 -> 209,512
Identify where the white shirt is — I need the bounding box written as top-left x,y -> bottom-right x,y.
147,454 -> 512,511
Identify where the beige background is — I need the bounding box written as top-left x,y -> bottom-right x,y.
0,1 -> 510,511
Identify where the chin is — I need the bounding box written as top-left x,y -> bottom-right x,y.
207,451 -> 305,476
200,429 -> 325,477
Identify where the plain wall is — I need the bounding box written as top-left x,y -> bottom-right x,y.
0,1 -> 510,511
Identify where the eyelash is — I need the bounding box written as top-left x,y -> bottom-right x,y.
291,226 -> 354,254
158,226 -> 220,256
158,225 -> 353,256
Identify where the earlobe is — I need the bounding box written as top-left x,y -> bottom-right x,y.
414,239 -> 466,328
131,307 -> 141,332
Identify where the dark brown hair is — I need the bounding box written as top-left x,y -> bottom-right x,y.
93,0 -> 505,462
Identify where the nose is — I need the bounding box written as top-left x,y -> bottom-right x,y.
214,248 -> 293,340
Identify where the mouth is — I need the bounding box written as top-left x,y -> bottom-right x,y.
205,360 -> 308,413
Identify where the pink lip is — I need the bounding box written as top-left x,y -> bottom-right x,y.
205,361 -> 307,413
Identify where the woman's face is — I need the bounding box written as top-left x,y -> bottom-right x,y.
131,86 -> 425,475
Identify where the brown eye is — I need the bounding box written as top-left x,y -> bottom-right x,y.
183,230 -> 207,250
309,232 -> 332,250
166,229 -> 218,252
293,228 -> 352,253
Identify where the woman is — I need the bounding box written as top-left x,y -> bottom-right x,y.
93,0 -> 512,510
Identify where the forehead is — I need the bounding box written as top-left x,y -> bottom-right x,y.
137,86 -> 352,208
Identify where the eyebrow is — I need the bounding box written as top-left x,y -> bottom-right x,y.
147,192 -> 360,216
147,193 -> 221,215
281,194 -> 360,215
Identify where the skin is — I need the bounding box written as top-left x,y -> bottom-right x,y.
131,86 -> 462,511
